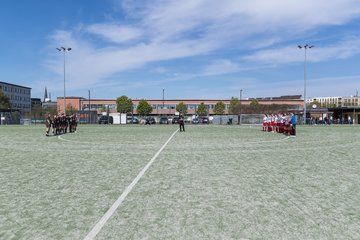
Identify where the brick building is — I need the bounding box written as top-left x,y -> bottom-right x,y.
57,96 -> 304,116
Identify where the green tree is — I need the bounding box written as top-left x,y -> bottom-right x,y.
100,105 -> 107,113
176,102 -> 187,115
136,99 -> 153,116
250,99 -> 259,106
229,97 -> 240,115
0,90 -> 10,109
66,103 -> 76,115
214,101 -> 225,115
196,102 -> 208,116
116,95 -> 133,113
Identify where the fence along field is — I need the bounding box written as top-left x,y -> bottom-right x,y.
0,124 -> 359,239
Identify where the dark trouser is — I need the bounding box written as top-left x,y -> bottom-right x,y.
291,124 -> 296,135
180,123 -> 185,132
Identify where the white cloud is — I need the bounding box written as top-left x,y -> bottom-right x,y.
44,0 -> 360,97
86,23 -> 142,43
136,0 -> 360,44
244,37 -> 360,64
201,59 -> 241,76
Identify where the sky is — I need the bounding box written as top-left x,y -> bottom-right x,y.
1,0 -> 360,101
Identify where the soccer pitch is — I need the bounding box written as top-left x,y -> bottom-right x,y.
0,124 -> 359,239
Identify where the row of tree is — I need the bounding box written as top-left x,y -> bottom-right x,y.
116,95 -> 228,116
115,95 -> 294,116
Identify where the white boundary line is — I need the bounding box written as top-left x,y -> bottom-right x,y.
83,128 -> 179,240
57,135 -> 73,142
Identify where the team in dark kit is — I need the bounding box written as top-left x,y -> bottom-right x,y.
45,113 -> 78,136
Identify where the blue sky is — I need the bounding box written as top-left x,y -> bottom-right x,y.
1,0 -> 360,100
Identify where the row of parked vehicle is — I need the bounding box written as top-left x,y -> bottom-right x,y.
146,116 -> 210,124
98,115 -> 210,124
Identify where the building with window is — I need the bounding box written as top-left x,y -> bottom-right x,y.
307,96 -> 360,108
306,96 -> 360,124
57,96 -> 304,116
341,96 -> 360,107
0,81 -> 31,112
307,96 -> 342,107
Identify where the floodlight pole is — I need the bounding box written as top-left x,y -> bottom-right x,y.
298,44 -> 313,124
57,47 -> 71,115
162,88 -> 165,112
88,90 -> 91,124
239,89 -> 243,125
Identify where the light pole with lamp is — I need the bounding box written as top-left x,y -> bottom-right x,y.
88,90 -> 91,124
239,89 -> 243,125
56,47 -> 72,115
162,88 -> 165,115
298,44 -> 314,124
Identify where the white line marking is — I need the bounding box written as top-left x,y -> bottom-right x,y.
57,135 -> 73,142
83,128 -> 179,240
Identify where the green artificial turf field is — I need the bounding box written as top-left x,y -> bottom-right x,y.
0,124 -> 359,239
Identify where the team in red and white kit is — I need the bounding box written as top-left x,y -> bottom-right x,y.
262,113 -> 295,136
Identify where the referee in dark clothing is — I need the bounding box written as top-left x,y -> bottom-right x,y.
179,114 -> 185,132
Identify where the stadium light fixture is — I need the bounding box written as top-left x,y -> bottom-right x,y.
298,44 -> 314,124
56,47 -> 72,115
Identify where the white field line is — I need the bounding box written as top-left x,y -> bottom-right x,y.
83,128 -> 179,240
57,135 -> 73,142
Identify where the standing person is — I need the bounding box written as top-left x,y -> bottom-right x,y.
291,113 -> 297,136
179,114 -> 185,132
45,113 -> 52,136
262,114 -> 267,131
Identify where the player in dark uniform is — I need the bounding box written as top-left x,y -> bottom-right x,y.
69,114 -> 78,133
179,114 -> 185,132
53,115 -> 60,135
45,113 -> 53,136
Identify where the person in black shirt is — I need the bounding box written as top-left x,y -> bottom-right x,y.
45,113 -> 52,136
179,114 -> 185,132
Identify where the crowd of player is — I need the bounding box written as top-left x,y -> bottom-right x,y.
262,113 -> 297,136
45,113 -> 78,136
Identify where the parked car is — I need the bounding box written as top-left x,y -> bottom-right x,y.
126,116 -> 139,124
200,117 -> 209,124
143,117 -> 156,124
192,118 -> 200,124
159,116 -> 169,124
98,115 -> 113,124
172,116 -> 179,124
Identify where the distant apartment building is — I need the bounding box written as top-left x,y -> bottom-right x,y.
307,96 -> 342,107
0,81 -> 31,112
341,96 -> 360,106
307,96 -> 360,107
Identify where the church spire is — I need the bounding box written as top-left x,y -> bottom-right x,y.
44,87 -> 48,102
